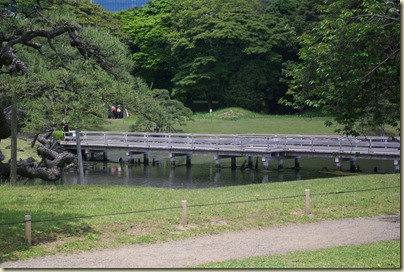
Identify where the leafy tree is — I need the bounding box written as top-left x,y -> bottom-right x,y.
116,0 -> 175,90
268,0 -> 323,35
0,0 -> 134,132
0,0 -> 135,181
117,0 -> 298,113
280,0 -> 400,136
169,0 -> 292,112
129,79 -> 193,133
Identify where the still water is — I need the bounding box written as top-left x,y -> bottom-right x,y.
61,151 -> 396,189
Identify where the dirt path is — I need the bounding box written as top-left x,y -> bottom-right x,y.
1,214 -> 400,268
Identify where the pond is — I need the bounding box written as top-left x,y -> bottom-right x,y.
59,151 -> 395,189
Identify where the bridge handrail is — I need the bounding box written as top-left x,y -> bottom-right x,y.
62,131 -> 400,153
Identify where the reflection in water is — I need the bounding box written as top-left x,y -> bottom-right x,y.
59,154 -> 395,189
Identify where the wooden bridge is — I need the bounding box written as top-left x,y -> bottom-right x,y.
60,132 -> 401,172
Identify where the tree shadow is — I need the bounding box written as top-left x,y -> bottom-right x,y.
0,209 -> 99,263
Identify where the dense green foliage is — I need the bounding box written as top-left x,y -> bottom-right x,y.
117,0 -> 399,135
0,0 -> 135,133
280,0 -> 400,136
1,0 -> 400,138
128,80 -> 193,132
0,0 -> 194,135
116,0 -> 307,113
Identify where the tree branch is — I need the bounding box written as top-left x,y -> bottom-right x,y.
362,48 -> 400,79
350,13 -> 400,23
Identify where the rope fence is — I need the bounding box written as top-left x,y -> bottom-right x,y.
0,185 -> 399,247
0,185 -> 399,227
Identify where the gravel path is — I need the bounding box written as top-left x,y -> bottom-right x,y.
1,214 -> 400,268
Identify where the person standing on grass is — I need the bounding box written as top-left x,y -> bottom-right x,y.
117,105 -> 123,119
111,105 -> 117,119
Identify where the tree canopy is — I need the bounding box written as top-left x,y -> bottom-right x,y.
117,0 -> 399,135
117,0 -> 297,113
280,0 -> 400,136
0,0 -> 136,135
1,0 -> 399,140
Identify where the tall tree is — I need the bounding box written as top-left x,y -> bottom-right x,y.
128,79 -> 193,133
0,0 -> 134,181
118,0 -> 297,113
280,0 -> 400,136
1,0 -> 134,132
170,0 -> 292,112
116,0 -> 175,90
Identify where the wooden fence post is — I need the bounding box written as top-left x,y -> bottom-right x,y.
25,215 -> 32,247
305,189 -> 310,214
181,200 -> 188,226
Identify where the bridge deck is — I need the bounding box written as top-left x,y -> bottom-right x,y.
60,132 -> 400,162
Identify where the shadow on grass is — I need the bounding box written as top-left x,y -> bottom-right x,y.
0,209 -> 98,263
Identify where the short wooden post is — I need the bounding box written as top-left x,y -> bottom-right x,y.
181,200 -> 188,226
25,215 -> 32,247
305,189 -> 310,214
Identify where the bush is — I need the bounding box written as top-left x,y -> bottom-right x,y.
52,130 -> 64,140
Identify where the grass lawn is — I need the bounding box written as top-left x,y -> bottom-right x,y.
0,174 -> 400,263
176,108 -> 339,135
0,137 -> 41,162
90,108 -> 398,135
93,108 -> 340,135
192,239 -> 400,269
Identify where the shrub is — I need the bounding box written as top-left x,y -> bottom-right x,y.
52,130 -> 64,140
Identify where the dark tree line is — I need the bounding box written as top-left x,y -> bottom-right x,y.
116,0 -> 323,114
117,0 -> 400,136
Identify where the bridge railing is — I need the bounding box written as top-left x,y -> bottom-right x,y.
62,132 -> 400,154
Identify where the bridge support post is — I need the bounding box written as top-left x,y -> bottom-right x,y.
126,152 -> 133,163
186,155 -> 192,167
143,153 -> 149,165
349,158 -> 356,172
262,157 -> 269,170
294,157 -> 301,170
102,151 -> 107,161
278,159 -> 284,170
169,154 -> 175,167
394,160 -> 400,173
231,157 -> 237,170
247,156 -> 253,169
335,157 -> 342,171
215,155 -> 221,168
